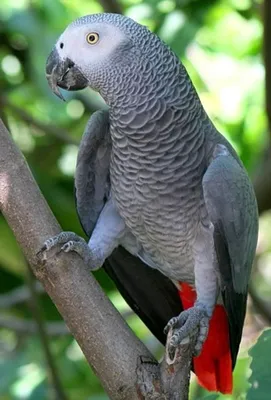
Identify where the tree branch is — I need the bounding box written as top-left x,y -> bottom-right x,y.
0,282 -> 44,308
253,148 -> 271,214
136,332 -> 195,399
251,0 -> 271,214
0,115 -> 193,398
0,281 -> 135,320
0,118 -> 154,399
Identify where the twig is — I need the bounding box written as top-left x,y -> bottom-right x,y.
253,1 -> 271,214
1,97 -> 79,145
0,281 -> 44,308
0,118 -> 155,399
25,265 -> 68,400
99,0 -> 123,14
0,315 -> 69,335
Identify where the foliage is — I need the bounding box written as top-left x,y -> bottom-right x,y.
247,329 -> 271,400
0,0 -> 269,399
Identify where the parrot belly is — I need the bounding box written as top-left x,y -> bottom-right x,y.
109,111 -> 207,285
111,175 -> 202,284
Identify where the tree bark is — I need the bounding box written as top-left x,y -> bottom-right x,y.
0,118 -> 153,399
0,119 -> 193,399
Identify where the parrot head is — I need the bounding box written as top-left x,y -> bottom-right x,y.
46,13 -> 150,101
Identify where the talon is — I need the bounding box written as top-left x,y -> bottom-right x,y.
36,246 -> 46,256
164,316 -> 178,334
37,231 -> 102,271
61,241 -> 74,252
164,305 -> 210,356
44,238 -> 54,250
38,232 -> 84,260
200,326 -> 208,336
170,334 -> 179,347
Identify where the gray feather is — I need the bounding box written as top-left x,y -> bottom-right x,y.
202,144 -> 258,293
75,109 -> 111,236
52,13 -> 259,369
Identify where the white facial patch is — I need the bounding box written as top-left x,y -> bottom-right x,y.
56,22 -> 127,72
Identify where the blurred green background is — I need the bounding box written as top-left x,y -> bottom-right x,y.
0,0 -> 271,399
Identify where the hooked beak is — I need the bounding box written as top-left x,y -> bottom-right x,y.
46,47 -> 88,101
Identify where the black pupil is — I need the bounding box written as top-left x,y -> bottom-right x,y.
89,35 -> 96,42
60,42 -> 64,49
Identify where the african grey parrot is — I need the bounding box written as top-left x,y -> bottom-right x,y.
43,13 -> 258,393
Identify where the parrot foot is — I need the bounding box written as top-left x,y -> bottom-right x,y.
38,232 -> 101,270
164,304 -> 210,358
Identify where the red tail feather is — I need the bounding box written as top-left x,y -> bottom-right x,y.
178,283 -> 233,394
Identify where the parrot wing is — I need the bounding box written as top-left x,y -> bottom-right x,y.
75,110 -> 183,345
75,110 -> 111,236
104,247 -> 183,345
202,145 -> 258,365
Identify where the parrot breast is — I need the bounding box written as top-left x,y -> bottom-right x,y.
105,31 -> 215,281
109,88 -> 210,281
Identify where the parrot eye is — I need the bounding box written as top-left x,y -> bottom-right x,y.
86,32 -> 99,45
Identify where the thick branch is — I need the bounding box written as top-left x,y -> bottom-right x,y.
251,0 -> 271,214
0,118 -> 153,400
253,149 -> 271,214
136,333 -> 194,399
0,118 -> 193,399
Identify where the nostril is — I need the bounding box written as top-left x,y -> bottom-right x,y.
60,42 -> 64,49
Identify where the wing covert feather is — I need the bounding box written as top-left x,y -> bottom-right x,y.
203,147 -> 258,294
75,110 -> 111,237
202,145 -> 258,365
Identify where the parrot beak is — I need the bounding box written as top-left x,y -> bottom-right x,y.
46,47 -> 88,101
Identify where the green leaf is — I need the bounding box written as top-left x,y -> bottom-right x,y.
247,329 -> 271,400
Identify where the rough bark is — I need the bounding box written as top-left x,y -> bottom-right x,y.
0,118 -> 192,399
0,118 -> 152,399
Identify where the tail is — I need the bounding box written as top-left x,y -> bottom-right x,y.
178,283 -> 233,394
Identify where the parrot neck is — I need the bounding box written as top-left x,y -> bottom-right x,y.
106,62 -> 212,143
100,48 -> 212,142
97,37 -> 215,160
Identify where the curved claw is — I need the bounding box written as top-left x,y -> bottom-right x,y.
61,241 -> 76,252
37,231 -> 102,271
164,316 -> 179,334
37,232 -> 85,260
165,305 -> 210,357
